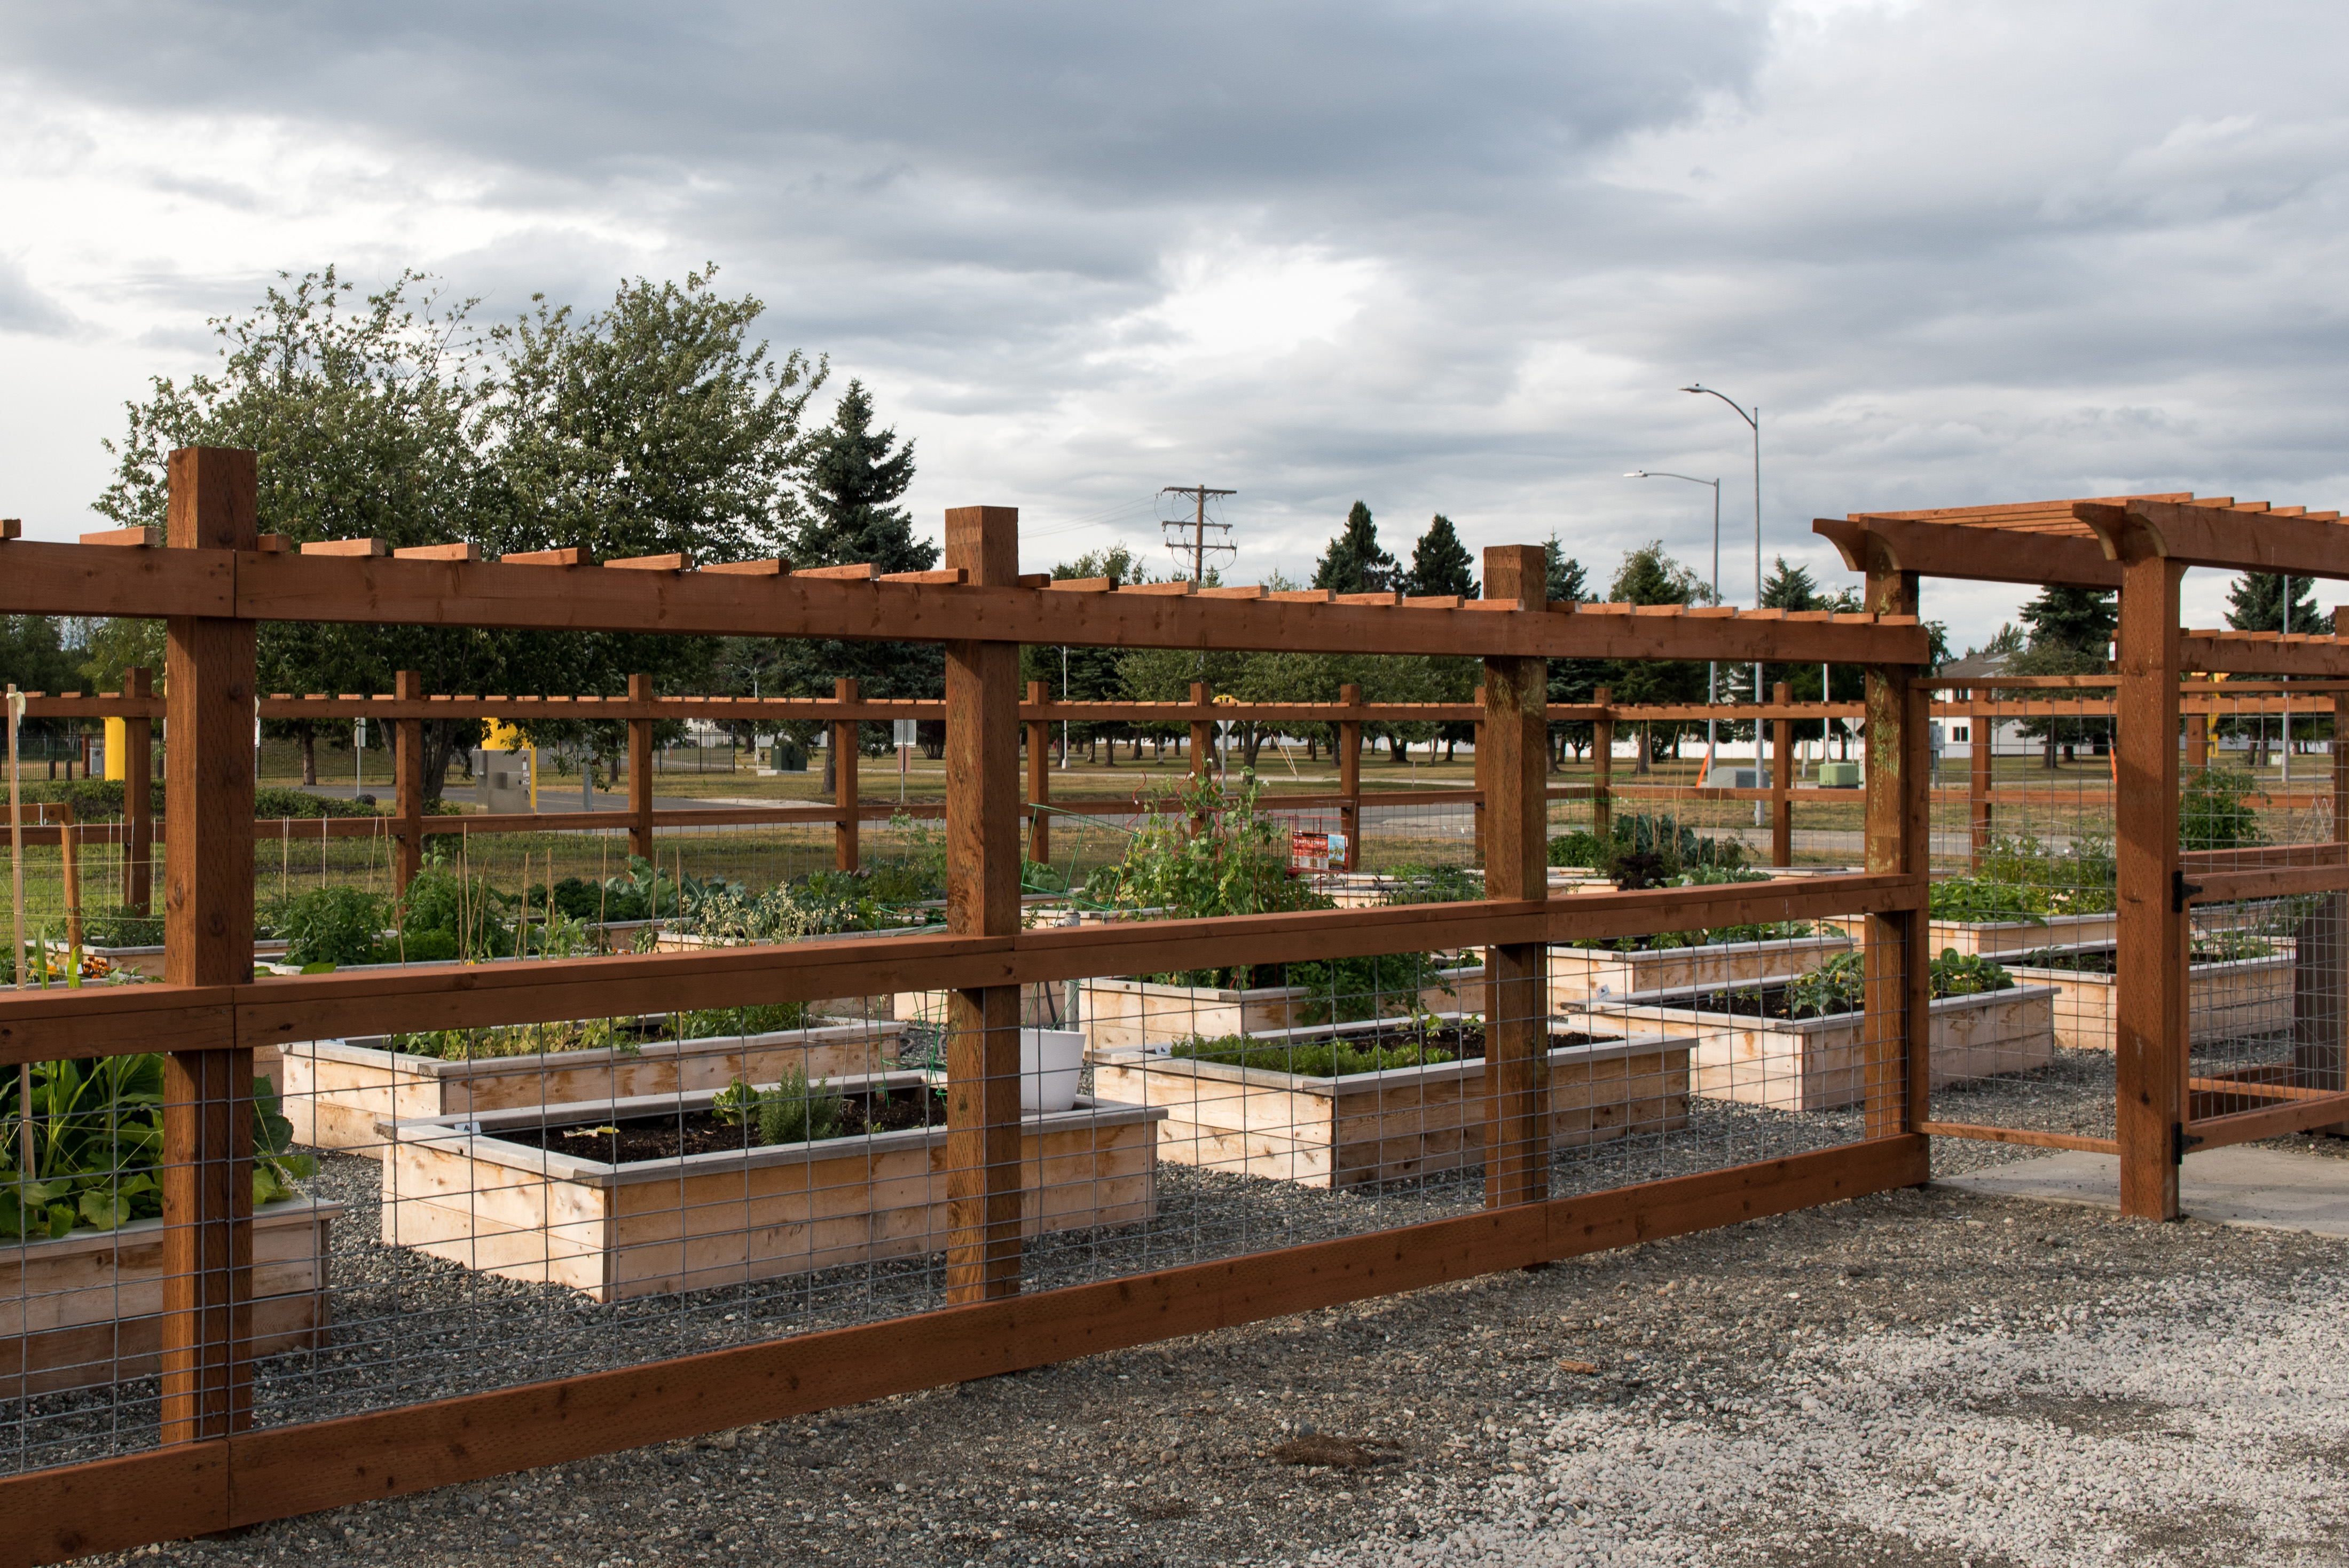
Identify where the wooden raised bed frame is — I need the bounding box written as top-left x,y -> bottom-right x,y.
280,1018 -> 905,1150
1578,983 -> 2058,1114
1,1199 -> 338,1400
378,1078 -> 1163,1302
1091,1019 -> 1693,1188
1999,943 -> 2291,1052
1547,931 -> 1850,1007
1079,965 -> 1484,1052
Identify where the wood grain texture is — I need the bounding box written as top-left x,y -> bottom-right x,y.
1821,513 -> 2122,589
1481,546 -> 1549,1209
394,670 -> 423,891
1026,680 -> 1051,865
160,447 -> 259,1446
944,507 -> 1024,1303
1,541 -> 1933,663
1771,683 -> 1793,868
833,676 -> 859,872
0,1135 -> 1926,1567
2115,551 -> 2186,1220
1591,686 -> 1614,841
1860,569 -> 1929,1142
124,665 -> 154,915
626,673 -> 654,862
1337,684 -> 1362,871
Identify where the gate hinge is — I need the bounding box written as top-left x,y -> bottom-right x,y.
2171,870 -> 2203,913
2173,1123 -> 2205,1164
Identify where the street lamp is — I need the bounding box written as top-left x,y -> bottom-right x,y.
1682,383 -> 1766,803
1627,470 -> 1722,775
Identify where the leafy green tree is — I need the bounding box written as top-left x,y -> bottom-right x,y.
1312,502 -> 1397,595
1402,515 -> 1478,598
1604,542 -> 1714,770
92,266 -> 821,801
1541,535 -> 1602,766
0,616 -> 85,754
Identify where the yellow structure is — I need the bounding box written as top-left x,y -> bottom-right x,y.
480,721 -> 540,811
104,718 -> 126,780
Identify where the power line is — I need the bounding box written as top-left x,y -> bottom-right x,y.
1159,485 -> 1237,584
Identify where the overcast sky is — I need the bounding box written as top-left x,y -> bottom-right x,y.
4,0 -> 2346,649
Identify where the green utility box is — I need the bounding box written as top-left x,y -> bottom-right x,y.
1818,762 -> 1861,789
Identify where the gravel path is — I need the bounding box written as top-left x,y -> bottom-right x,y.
69,1140 -> 2349,1568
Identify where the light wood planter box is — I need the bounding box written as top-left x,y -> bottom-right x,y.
1547,931 -> 1852,1008
1821,911 -> 2118,957
652,927 -> 934,1019
1576,984 -> 2059,1113
2000,945 -> 2292,1052
1080,966 -> 1484,1052
378,1077 -> 1164,1303
2,1199 -> 339,1398
1090,1020 -> 1693,1189
281,1019 -> 905,1152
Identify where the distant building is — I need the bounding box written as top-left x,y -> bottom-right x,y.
1934,652 -> 2033,760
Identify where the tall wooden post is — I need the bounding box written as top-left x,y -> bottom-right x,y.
1771,681 -> 1793,868
944,506 -> 1024,1303
57,804 -> 81,954
1337,683 -> 1363,872
626,673 -> 654,864
1026,680 -> 1052,868
833,677 -> 860,872
2185,711 -> 2208,773
1482,548 -> 1550,1208
1861,568 -> 1931,1141
1472,692 -> 1489,869
1969,695 -> 1994,872
2114,546 -> 2186,1220
394,670 -> 424,892
160,446 -> 257,1445
1189,681 -> 1212,784
123,666 -> 154,917
1590,686 -> 1614,844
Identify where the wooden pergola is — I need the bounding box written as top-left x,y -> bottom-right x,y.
1822,493 -> 2349,1220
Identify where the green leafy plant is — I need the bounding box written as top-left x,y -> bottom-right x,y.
710,1076 -> 762,1128
1,1059 -> 311,1240
1288,954 -> 1458,1026
388,1017 -> 630,1060
1934,948 -> 2018,997
1929,877 -> 2052,924
1773,948 -> 2014,1020
276,884 -> 390,968
1547,814 -> 1745,884
2180,767 -> 2266,850
81,905 -> 165,948
756,1063 -> 844,1146
1171,1030 -> 1458,1078
1378,864 -> 1483,906
1972,830 -> 2116,916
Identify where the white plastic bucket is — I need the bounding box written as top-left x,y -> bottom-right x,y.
1020,1028 -> 1085,1113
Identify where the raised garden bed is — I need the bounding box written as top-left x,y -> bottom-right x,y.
1820,911 -> 2117,957
1080,965 -> 1484,1052
2,1198 -> 338,1398
1089,1014 -> 1692,1188
282,1017 -> 905,1151
1548,931 -> 1851,1008
1577,978 -> 2057,1113
378,1077 -> 1162,1302
2000,942 -> 2292,1051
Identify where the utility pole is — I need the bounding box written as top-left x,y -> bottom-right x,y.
1159,485 -> 1237,584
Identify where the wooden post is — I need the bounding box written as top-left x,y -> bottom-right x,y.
160,446 -> 257,1445
1026,680 -> 1052,868
2291,615 -> 2349,1107
1861,568 -> 1931,1142
626,674 -> 654,864
1189,681 -> 1212,785
1771,681 -> 1793,869
2185,711 -> 2208,774
1969,695 -> 1994,873
1482,547 -> 1550,1209
944,506 -> 1024,1303
1472,694 -> 1488,869
2114,546 -> 2185,1220
833,677 -> 860,872
1337,683 -> 1362,872
124,665 -> 154,917
394,671 -> 424,892
1591,686 -> 1614,844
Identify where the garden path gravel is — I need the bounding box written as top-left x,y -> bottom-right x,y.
82,1134 -> 2349,1568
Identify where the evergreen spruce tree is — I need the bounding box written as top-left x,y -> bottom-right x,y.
1540,534 -> 1600,769
1402,514 -> 1478,598
2017,585 -> 2117,654
1758,557 -> 1818,611
1311,501 -> 1398,594
791,380 -> 933,573
2224,573 -> 2320,634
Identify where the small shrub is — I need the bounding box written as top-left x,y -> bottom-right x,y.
277,885 -> 389,968
2180,767 -> 2266,850
756,1064 -> 844,1146
1171,1031 -> 1457,1078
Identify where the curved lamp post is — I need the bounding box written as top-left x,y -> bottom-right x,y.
1682,384 -> 1768,807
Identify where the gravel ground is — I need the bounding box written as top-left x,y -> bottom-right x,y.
68,1128 -> 2349,1568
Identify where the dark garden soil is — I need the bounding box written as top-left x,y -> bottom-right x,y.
508,1086 -> 945,1162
